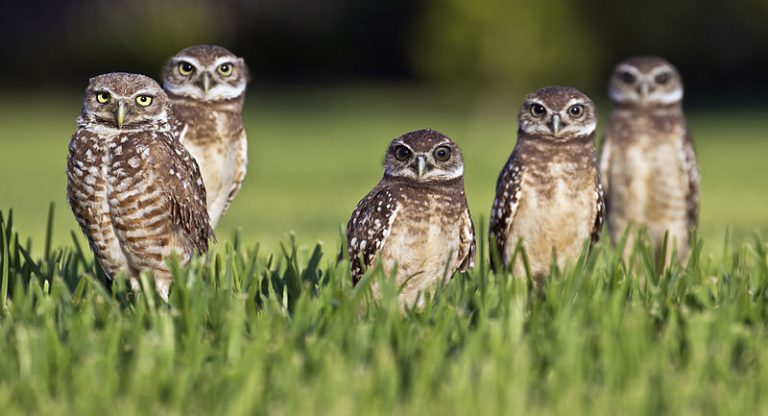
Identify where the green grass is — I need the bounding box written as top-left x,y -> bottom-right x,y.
1,87 -> 767,414
1,203 -> 768,414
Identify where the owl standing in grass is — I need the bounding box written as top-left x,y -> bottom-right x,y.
600,57 -> 699,263
489,86 -> 604,282
342,129 -> 476,310
67,73 -> 213,300
162,45 -> 249,228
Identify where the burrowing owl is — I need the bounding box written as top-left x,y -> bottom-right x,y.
490,86 -> 604,282
342,129 -> 476,310
162,45 -> 249,228
67,72 -> 213,300
600,56 -> 699,263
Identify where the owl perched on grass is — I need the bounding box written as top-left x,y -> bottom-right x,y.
342,129 -> 476,310
162,45 -> 249,228
600,56 -> 699,263
67,73 -> 213,300
490,86 -> 604,282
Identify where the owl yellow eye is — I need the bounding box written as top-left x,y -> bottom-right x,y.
217,63 -> 233,76
136,95 -> 153,107
568,104 -> 585,118
96,92 -> 111,104
178,62 -> 194,76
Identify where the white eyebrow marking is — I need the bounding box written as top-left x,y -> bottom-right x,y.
648,65 -> 675,77
171,57 -> 202,68
213,56 -> 236,68
615,64 -> 642,76
133,89 -> 156,97
391,140 -> 413,150
563,98 -> 586,109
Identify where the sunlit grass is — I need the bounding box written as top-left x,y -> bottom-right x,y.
1,202 -> 768,414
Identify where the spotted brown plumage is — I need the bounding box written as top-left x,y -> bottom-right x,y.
489,86 -> 604,281
162,45 -> 250,228
67,72 -> 213,300
342,129 -> 476,310
345,187 -> 399,281
600,56 -> 699,263
489,148 -> 522,265
682,133 -> 700,230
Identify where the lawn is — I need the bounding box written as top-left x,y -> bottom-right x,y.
0,87 -> 767,414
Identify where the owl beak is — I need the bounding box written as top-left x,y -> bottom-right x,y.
639,82 -> 650,98
550,114 -> 561,136
202,73 -> 211,94
417,156 -> 427,178
116,102 -> 127,129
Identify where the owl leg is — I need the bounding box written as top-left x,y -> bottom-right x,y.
153,273 -> 173,302
676,236 -> 691,264
124,258 -> 175,302
675,224 -> 691,264
610,218 -> 638,265
407,293 -> 427,312
655,226 -> 690,267
129,277 -> 142,293
127,269 -> 173,301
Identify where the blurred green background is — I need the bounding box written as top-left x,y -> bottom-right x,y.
0,0 -> 766,255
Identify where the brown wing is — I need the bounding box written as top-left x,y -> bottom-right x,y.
341,184 -> 399,282
67,130 -> 98,236
149,132 -> 214,253
591,181 -> 605,246
458,205 -> 476,272
489,148 -> 523,266
598,134 -> 612,213
681,130 -> 700,232
221,127 -> 248,216
66,129 -> 122,276
168,105 -> 188,143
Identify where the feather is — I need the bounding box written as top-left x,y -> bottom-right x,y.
489,148 -> 523,269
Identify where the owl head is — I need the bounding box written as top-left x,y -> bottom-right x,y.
79,72 -> 170,130
384,129 -> 464,182
609,56 -> 683,107
518,86 -> 597,141
162,45 -> 249,102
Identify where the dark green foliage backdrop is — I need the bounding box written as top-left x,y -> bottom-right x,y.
1,0 -> 766,94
